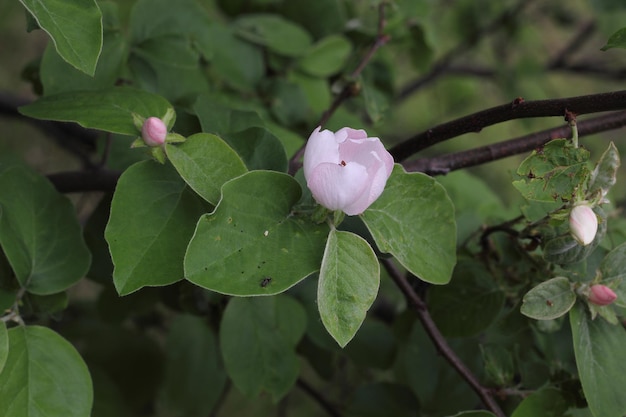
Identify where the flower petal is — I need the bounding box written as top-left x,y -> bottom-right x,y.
303,127 -> 340,180
307,162 -> 368,213
335,127 -> 368,142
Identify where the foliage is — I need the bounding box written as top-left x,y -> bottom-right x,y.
2,1 -> 626,417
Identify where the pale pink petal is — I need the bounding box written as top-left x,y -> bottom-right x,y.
303,127 -> 341,180
335,127 -> 368,143
343,158 -> 390,215
307,162 -> 368,212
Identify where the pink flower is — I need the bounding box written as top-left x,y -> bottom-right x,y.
141,117 -> 167,147
588,284 -> 617,306
569,204 -> 598,246
303,126 -> 394,215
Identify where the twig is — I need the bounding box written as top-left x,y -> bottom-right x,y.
296,378 -> 342,417
381,259 -> 506,417
287,3 -> 391,175
403,110 -> 626,175
390,90 -> 626,161
396,0 -> 534,102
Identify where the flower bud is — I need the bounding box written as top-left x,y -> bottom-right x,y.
303,126 -> 394,215
569,204 -> 597,246
588,284 -> 617,306
141,117 -> 167,147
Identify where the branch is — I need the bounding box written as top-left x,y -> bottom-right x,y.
404,110 -> 626,175
382,259 -> 506,417
390,90 -> 626,161
296,378 -> 342,417
287,3 -> 390,175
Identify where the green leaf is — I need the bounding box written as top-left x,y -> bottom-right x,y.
234,14 -> 312,57
513,139 -> 590,203
193,95 -> 264,136
298,35 -> 352,77
318,230 -> 380,347
105,161 -> 208,295
588,142 -> 620,198
570,303 -> 626,417
226,127 -> 288,172
510,388 -> 570,417
361,165 -> 456,285
19,87 -> 174,136
428,259 -> 504,337
0,164 -> 91,295
166,133 -> 247,205
343,319 -> 397,369
0,326 -> 93,417
361,80 -> 388,123
599,241 -> 626,308
0,322 -> 7,374
219,296 -> 306,401
601,27 -> 626,51
521,277 -> 576,320
185,171 -> 328,296
19,0 -> 103,75
446,412 -> 496,417
157,315 -> 226,417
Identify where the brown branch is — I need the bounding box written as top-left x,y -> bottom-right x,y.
287,3 -> 390,175
296,378 -> 342,417
390,90 -> 626,161
403,110 -> 626,175
381,259 -> 506,417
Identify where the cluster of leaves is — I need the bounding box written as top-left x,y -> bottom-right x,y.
3,1 -> 626,417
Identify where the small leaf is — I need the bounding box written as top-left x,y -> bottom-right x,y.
158,315 -> 227,417
234,14 -> 312,57
570,303 -> 626,417
298,35 -> 352,77
588,141 -> 620,198
361,165 -> 456,285
513,139 -> 591,203
601,27 -> 626,51
19,0 -> 103,75
219,296 -> 306,401
166,133 -> 247,205
0,164 -> 91,295
318,230 -> 380,347
510,388 -> 569,417
19,87 -> 174,136
185,171 -> 328,295
521,277 -> 576,320
0,326 -> 93,417
105,161 -> 208,295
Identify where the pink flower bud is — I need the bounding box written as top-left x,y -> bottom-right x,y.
141,117 -> 167,147
569,204 -> 597,246
588,284 -> 617,306
303,126 -> 394,215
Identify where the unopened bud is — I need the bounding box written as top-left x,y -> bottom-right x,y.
569,204 -> 597,246
588,284 -> 617,306
142,117 -> 167,147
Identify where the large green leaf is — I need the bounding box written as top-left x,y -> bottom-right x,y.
428,259 -> 504,337
234,14 -> 312,57
105,161 -> 208,295
521,277 -> 576,320
570,303 -> 626,417
166,133 -> 247,205
0,164 -> 91,295
318,230 -> 380,347
157,315 -> 226,417
219,296 -> 306,401
185,171 -> 328,296
298,35 -> 352,77
0,326 -> 93,417
19,87 -> 174,136
19,0 -> 103,75
361,165 -> 456,285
